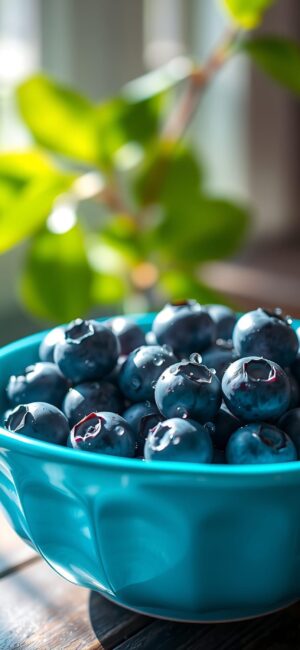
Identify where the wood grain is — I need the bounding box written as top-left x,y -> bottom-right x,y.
0,558 -> 150,650
0,510 -> 37,577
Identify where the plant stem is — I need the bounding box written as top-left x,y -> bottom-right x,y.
76,28 -> 240,216
161,28 -> 240,141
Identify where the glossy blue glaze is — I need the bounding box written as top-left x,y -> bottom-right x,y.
1,314 -> 300,622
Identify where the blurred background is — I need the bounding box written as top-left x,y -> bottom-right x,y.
0,0 -> 300,344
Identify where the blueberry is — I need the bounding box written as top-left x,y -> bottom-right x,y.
285,369 -> 300,409
201,340 -> 236,379
233,308 -> 298,368
122,401 -> 162,456
206,305 -> 237,340
154,357 -> 222,422
54,318 -> 120,383
226,423 -> 297,464
205,405 -> 240,450
152,300 -> 216,357
68,411 -> 135,457
6,362 -> 69,408
39,326 -> 66,362
1,409 -> 13,427
144,417 -> 213,463
63,381 -> 124,427
222,357 -> 290,422
106,317 -> 146,356
278,408 -> 300,456
118,345 -> 177,402
291,355 -> 300,384
5,402 -> 69,445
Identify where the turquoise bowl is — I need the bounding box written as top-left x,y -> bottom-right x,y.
1,313 -> 300,622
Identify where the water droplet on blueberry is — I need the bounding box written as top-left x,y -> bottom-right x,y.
153,355 -> 164,367
204,421 -> 216,434
189,352 -> 202,364
176,406 -> 188,418
114,425 -> 125,436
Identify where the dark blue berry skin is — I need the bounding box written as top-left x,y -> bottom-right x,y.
285,369 -> 300,409
154,359 -> 222,423
291,356 -> 300,385
54,319 -> 120,384
1,409 -> 13,427
206,305 -> 237,340
205,405 -> 240,450
106,317 -> 146,356
5,402 -> 69,445
144,417 -> 213,463
118,345 -> 177,403
68,411 -> 135,457
6,362 -> 69,408
226,423 -> 297,465
278,408 -> 300,457
63,381 -> 124,427
122,401 -> 162,456
233,308 -> 298,368
152,300 -> 216,357
201,341 -> 236,379
222,357 -> 290,422
39,326 -> 66,362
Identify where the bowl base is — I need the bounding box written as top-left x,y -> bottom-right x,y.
99,591 -> 299,623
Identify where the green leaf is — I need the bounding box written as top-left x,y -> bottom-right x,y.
94,97 -> 159,170
17,74 -> 165,170
0,149 -> 65,216
135,143 -> 203,207
91,272 -> 126,305
20,225 -> 93,322
95,60 -> 191,165
17,75 -> 100,164
159,270 -> 227,305
151,195 -> 249,263
0,149 -> 57,181
116,58 -> 193,145
160,146 -> 203,211
241,37 -> 300,95
221,0 -> 275,28
100,215 -> 143,264
0,173 -> 74,254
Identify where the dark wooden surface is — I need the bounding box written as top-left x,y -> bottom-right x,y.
1,511 -> 300,650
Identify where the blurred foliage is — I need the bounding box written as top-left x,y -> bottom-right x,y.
0,0 -> 299,322
240,37 -> 300,95
222,0 -> 275,28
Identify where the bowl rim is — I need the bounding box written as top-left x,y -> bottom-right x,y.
1,313 -> 300,478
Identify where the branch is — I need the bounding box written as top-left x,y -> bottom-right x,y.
161,28 -> 240,141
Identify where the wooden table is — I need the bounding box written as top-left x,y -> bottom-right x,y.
2,513 -> 300,649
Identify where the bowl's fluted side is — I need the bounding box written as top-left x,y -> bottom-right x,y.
2,443 -> 300,621
1,317 -> 300,621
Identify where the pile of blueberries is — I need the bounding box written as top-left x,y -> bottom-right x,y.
3,300 -> 300,465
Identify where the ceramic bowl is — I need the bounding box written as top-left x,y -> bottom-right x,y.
1,314 -> 300,622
